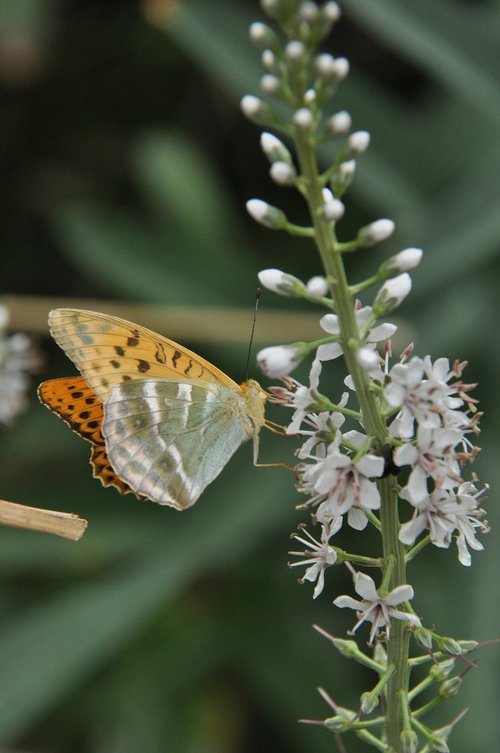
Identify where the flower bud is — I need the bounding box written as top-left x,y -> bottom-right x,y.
249,22 -> 279,51
333,56 -> 349,79
330,159 -> 356,196
258,268 -> 306,297
323,196 -> 345,222
401,729 -> 418,753
261,132 -> 293,164
323,707 -> 355,732
260,0 -> 285,20
373,273 -> 412,314
358,218 -> 395,247
299,1 -> 318,22
306,275 -> 328,297
414,626 -> 433,650
458,639 -> 479,653
260,74 -> 280,95
380,247 -> 423,278
257,343 -> 306,378
323,1 -> 341,22
315,53 -> 337,77
360,690 -> 379,714
438,636 -> 462,656
327,110 -> 351,136
270,160 -> 296,185
293,107 -> 313,129
240,95 -> 275,125
429,659 -> 455,682
439,676 -> 462,699
304,88 -> 316,104
286,40 -> 306,62
348,130 -> 370,154
262,49 -> 275,70
246,199 -> 287,230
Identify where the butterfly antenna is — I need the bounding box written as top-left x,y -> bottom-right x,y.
245,288 -> 261,380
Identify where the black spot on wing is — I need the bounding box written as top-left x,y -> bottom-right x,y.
155,343 -> 167,364
127,329 -> 141,347
137,359 -> 150,373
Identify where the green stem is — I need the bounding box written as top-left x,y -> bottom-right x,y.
379,476 -> 410,751
291,102 -> 410,750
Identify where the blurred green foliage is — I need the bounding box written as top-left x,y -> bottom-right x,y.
0,0 -> 499,751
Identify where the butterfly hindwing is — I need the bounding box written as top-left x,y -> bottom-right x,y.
102,378 -> 255,509
38,376 -> 134,495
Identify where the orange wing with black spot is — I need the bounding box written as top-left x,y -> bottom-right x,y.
38,376 -> 134,496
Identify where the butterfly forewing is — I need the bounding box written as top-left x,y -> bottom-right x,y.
48,309 -> 238,404
102,379 -> 256,509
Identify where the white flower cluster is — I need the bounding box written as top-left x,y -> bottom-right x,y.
385,356 -> 486,566
0,306 -> 41,425
260,276 -> 484,632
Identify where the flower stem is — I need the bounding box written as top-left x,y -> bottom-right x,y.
379,476 -> 410,751
292,117 -> 410,752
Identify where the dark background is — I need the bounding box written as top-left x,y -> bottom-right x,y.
0,1 -> 499,751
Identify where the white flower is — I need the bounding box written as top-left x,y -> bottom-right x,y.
356,346 -> 382,376
280,358 -> 323,434
318,306 -> 397,362
334,572 -> 421,644
257,343 -> 304,378
296,411 -> 344,459
386,356 -> 468,439
394,427 -> 463,504
289,519 -> 342,598
299,442 -> 385,529
399,482 -> 487,566
0,309 -> 42,425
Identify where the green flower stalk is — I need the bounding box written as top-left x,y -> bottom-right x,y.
242,2 -> 487,751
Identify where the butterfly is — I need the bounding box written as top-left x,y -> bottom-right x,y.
38,309 -> 268,509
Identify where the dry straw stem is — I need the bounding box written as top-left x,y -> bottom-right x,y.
1,295 -> 322,346
0,498 -> 88,541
